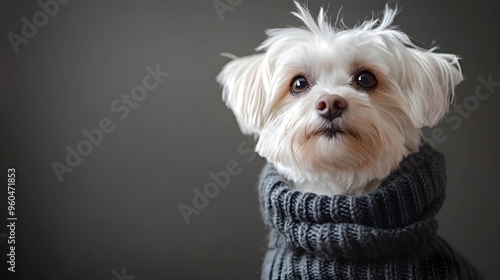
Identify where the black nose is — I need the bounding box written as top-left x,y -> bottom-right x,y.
315,95 -> 348,121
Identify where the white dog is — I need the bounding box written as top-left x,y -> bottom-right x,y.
217,2 -> 463,196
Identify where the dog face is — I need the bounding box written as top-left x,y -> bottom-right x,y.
217,2 -> 463,195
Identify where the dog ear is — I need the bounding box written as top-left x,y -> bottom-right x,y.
398,48 -> 463,128
216,53 -> 268,136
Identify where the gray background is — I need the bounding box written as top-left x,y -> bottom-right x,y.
1,0 -> 499,279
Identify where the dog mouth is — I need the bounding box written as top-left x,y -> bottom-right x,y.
313,125 -> 345,139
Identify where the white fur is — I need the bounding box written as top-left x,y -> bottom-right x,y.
217,2 -> 463,196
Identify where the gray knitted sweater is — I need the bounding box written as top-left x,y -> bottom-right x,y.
259,143 -> 481,279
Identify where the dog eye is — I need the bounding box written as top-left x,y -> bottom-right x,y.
355,70 -> 377,89
290,75 -> 309,94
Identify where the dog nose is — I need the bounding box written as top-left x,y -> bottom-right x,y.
315,95 -> 347,121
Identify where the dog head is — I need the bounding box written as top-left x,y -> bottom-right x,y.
217,2 -> 462,194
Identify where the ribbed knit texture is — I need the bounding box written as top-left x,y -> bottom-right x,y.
259,143 -> 481,279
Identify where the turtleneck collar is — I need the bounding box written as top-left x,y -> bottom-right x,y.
259,143 -> 446,260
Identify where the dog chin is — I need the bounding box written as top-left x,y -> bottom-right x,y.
274,161 -> 384,196
263,124 -> 408,195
